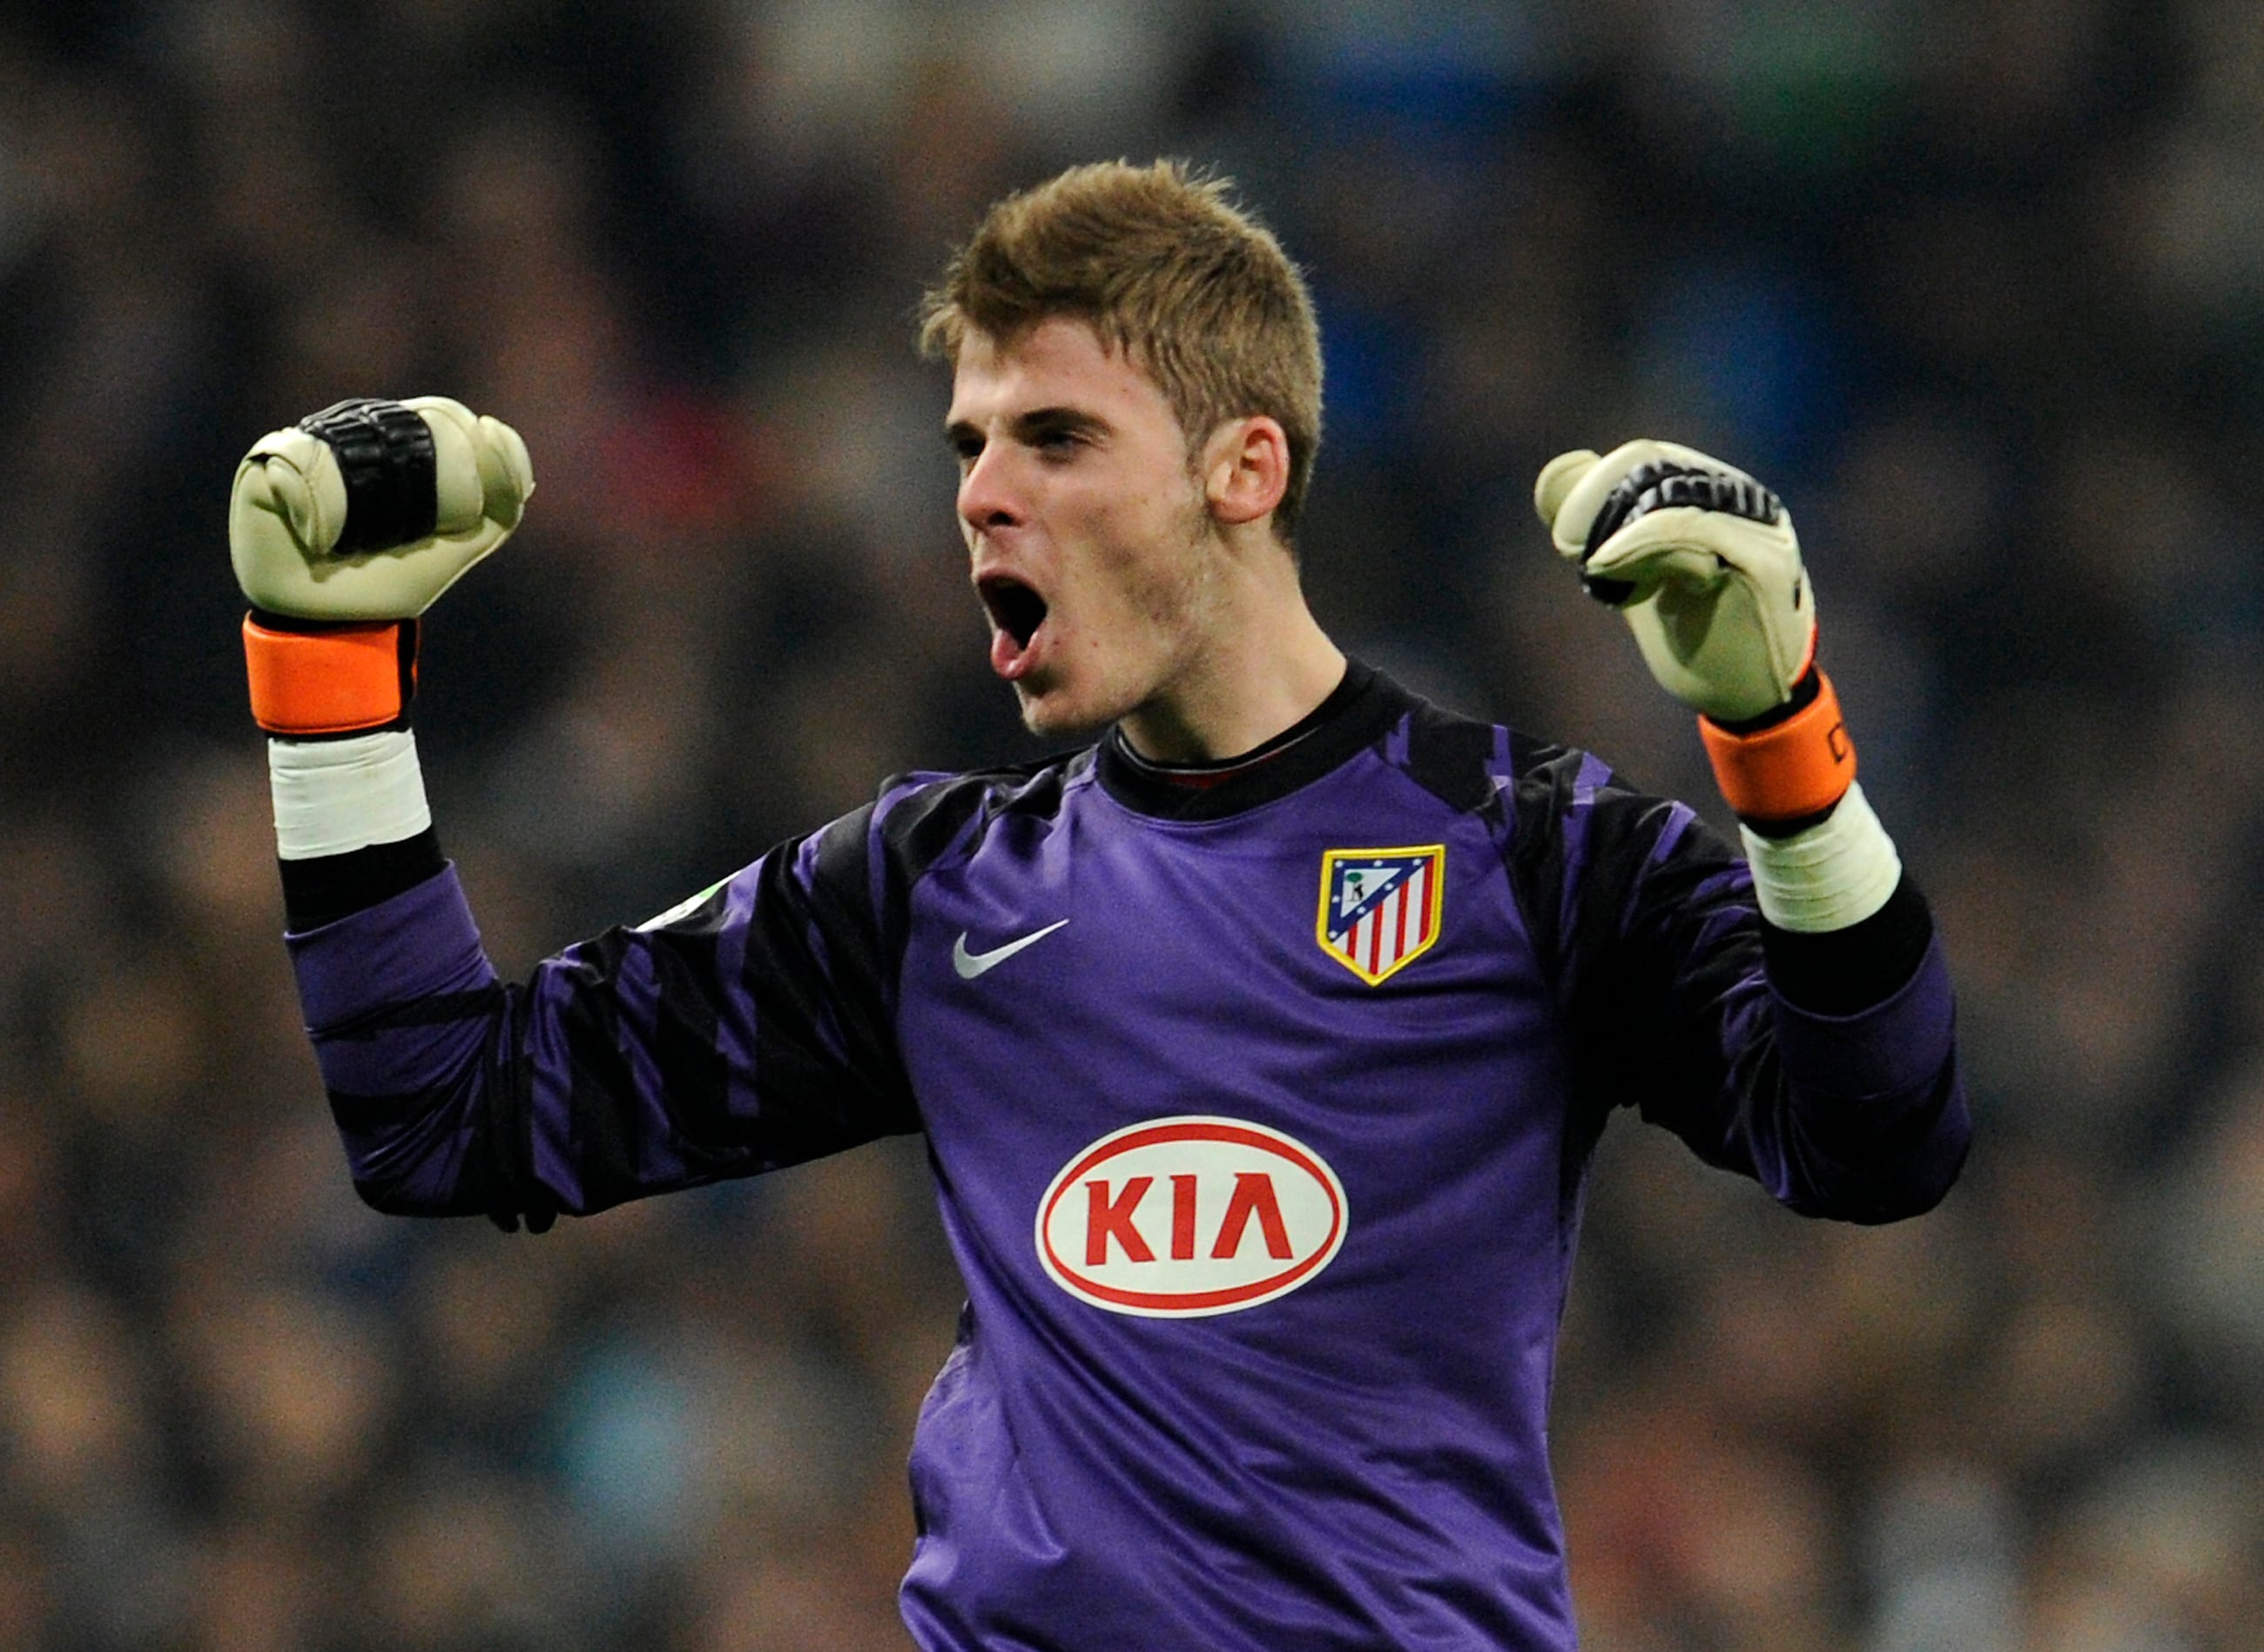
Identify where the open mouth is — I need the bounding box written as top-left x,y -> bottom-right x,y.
980,576 -> 1048,647
977,575 -> 1050,678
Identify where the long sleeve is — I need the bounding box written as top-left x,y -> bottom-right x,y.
285,799 -> 920,1229
1506,743 -> 1970,1223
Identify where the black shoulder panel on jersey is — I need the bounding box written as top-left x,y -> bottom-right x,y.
1495,734 -> 1582,991
871,756 -> 1088,948
1398,698 -> 1508,816
874,773 -> 1007,963
873,754 -> 1095,995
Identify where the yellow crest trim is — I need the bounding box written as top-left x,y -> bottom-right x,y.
1315,845 -> 1446,985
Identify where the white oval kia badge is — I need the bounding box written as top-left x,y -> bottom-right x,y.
1034,1116 -> 1349,1318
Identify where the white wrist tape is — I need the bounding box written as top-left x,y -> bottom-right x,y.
1737,780 -> 1902,934
268,731 -> 433,861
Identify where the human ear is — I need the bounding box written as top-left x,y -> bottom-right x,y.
1203,416 -> 1290,527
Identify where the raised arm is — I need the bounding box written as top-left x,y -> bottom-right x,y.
1527,439 -> 1970,1221
233,396 -> 917,1231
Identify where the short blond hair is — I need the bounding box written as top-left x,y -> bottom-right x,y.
919,159 -> 1324,542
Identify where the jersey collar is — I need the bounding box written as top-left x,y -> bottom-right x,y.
1095,659 -> 1412,821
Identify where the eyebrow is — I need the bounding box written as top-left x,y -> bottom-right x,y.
943,406 -> 1113,450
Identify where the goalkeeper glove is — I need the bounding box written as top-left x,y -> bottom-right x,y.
232,395 -> 533,737
1533,439 -> 1849,828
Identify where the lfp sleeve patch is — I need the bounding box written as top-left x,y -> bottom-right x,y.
1316,846 -> 1445,985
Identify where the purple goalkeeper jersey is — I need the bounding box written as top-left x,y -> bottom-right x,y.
286,664 -> 1968,1649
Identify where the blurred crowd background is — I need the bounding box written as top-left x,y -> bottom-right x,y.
2,1 -> 2261,1647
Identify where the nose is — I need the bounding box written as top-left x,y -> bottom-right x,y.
958,442 -> 1024,538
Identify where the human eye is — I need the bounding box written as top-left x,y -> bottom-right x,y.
1029,421 -> 1089,462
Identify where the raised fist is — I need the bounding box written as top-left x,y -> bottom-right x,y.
231,395 -> 533,621
1534,439 -> 1812,725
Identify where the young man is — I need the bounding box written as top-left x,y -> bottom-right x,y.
234,161 -> 1968,1649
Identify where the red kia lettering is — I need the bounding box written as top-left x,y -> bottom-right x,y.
1085,1176 -> 1156,1265
1211,1172 -> 1294,1261
1035,1117 -> 1349,1318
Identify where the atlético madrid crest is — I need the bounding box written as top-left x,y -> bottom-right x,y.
1316,845 -> 1445,985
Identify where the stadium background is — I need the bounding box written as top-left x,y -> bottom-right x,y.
3,2 -> 2261,1647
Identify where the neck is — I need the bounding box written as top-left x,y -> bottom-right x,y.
1116,524 -> 1345,763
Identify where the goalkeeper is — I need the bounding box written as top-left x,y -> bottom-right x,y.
234,161 -> 1967,1650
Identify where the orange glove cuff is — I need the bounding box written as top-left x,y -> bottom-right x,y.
243,614 -> 417,737
1698,670 -> 1855,823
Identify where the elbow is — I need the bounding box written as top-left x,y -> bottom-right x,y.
1831,1080 -> 1975,1225
345,1136 -> 556,1227
1781,1062 -> 1974,1225
1846,1139 -> 1970,1224
329,1079 -> 488,1217
348,1166 -> 450,1218
337,1124 -> 474,1217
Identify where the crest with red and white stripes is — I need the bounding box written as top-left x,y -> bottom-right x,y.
1315,846 -> 1445,986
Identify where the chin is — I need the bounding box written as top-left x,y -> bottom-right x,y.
1012,675 -> 1129,741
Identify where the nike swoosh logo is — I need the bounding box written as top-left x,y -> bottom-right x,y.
953,920 -> 1069,981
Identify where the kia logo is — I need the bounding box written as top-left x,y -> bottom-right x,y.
1034,1117 -> 1350,1318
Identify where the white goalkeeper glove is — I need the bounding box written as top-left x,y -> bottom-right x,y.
232,396 -> 532,739
1534,439 -> 1898,932
1533,438 -> 1811,725
232,394 -> 533,623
